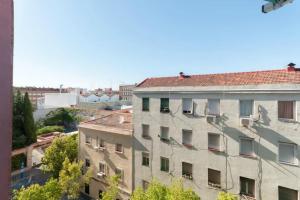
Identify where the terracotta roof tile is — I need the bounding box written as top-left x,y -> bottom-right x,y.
137,68 -> 300,88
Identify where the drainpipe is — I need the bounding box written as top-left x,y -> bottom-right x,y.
0,0 -> 14,199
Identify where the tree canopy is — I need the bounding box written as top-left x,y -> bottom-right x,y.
42,135 -> 78,178
217,192 -> 237,200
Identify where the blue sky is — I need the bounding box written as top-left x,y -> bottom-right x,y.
13,0 -> 300,89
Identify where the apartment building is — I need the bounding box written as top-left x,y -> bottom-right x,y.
119,84 -> 136,102
133,64 -> 300,200
78,111 -> 133,200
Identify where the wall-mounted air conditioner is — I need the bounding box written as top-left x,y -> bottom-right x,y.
240,118 -> 253,127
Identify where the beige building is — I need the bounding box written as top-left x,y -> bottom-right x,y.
119,84 -> 136,103
78,111 -> 133,200
133,65 -> 300,200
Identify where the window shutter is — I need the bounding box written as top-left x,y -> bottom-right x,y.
208,99 -> 220,115
279,143 -> 295,164
240,139 -> 254,156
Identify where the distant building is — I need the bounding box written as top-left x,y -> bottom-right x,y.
78,111 -> 133,199
119,84 -> 136,102
13,87 -> 66,108
43,93 -> 79,108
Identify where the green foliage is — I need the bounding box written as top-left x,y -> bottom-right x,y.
23,92 -> 36,144
43,108 -> 79,130
59,158 -> 92,200
42,135 -> 78,178
130,179 -> 200,200
11,153 -> 27,171
36,125 -> 64,136
13,178 -> 62,200
102,175 -> 120,200
217,192 -> 238,200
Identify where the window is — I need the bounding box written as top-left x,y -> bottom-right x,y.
207,99 -> 220,116
278,186 -> 298,200
142,124 -> 150,138
160,157 -> 169,172
182,129 -> 192,147
99,162 -> 106,173
279,143 -> 297,165
208,133 -> 220,151
99,139 -> 105,148
98,190 -> 103,199
208,169 -> 221,188
142,98 -> 149,111
85,135 -> 91,144
240,100 -> 253,117
182,162 -> 193,180
85,183 -> 90,194
142,152 -> 150,166
115,143 -> 123,153
115,168 -> 123,180
182,98 -> 193,114
160,98 -> 170,113
278,101 -> 294,119
85,159 -> 90,168
142,180 -> 149,190
160,126 -> 169,142
240,177 -> 255,197
240,138 -> 254,157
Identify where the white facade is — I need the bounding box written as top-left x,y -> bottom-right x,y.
44,93 -> 78,108
133,83 -> 300,200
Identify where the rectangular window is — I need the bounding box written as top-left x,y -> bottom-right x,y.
207,99 -> 220,116
278,186 -> 298,200
182,162 -> 193,180
208,133 -> 220,151
85,159 -> 90,167
240,177 -> 255,197
85,135 -> 91,144
85,183 -> 90,194
208,168 -> 221,188
279,143 -> 297,165
142,152 -> 150,167
160,126 -> 169,142
98,190 -> 103,199
99,162 -> 106,173
142,180 -> 149,190
99,139 -> 105,148
142,124 -> 150,138
160,157 -> 169,172
182,129 -> 192,147
115,168 -> 123,180
278,101 -> 294,119
240,100 -> 253,117
160,98 -> 170,113
115,144 -> 123,153
240,138 -> 254,157
182,98 -> 193,114
142,98 -> 150,111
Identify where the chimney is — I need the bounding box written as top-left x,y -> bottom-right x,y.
287,63 -> 296,72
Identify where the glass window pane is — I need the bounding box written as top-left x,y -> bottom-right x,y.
279,143 -> 295,164
240,139 -> 254,156
240,100 -> 253,117
208,134 -> 220,150
208,99 -> 220,116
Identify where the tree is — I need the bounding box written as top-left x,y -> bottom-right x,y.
59,158 -> 92,200
217,192 -> 237,200
13,178 -> 62,200
102,175 -> 120,200
23,92 -> 36,145
130,179 -> 200,200
42,135 -> 78,178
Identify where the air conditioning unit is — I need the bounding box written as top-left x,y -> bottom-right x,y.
206,115 -> 217,123
97,172 -> 105,178
240,118 -> 253,127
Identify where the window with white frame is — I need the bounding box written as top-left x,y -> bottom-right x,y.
240,100 -> 253,117
278,101 -> 295,120
160,126 -> 169,141
99,162 -> 106,174
208,168 -> 221,188
279,142 -> 297,165
240,177 -> 255,198
208,133 -> 221,151
182,98 -> 193,114
207,99 -> 220,116
85,135 -> 91,144
115,143 -> 123,153
142,124 -> 150,138
160,157 -> 169,172
240,138 -> 254,157
182,129 -> 192,147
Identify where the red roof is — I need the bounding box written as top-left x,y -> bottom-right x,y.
137,68 -> 300,88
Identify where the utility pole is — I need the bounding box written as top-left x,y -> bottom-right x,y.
0,0 -> 14,199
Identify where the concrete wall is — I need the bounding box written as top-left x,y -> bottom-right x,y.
79,127 -> 133,200
44,93 -> 78,108
133,84 -> 300,200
